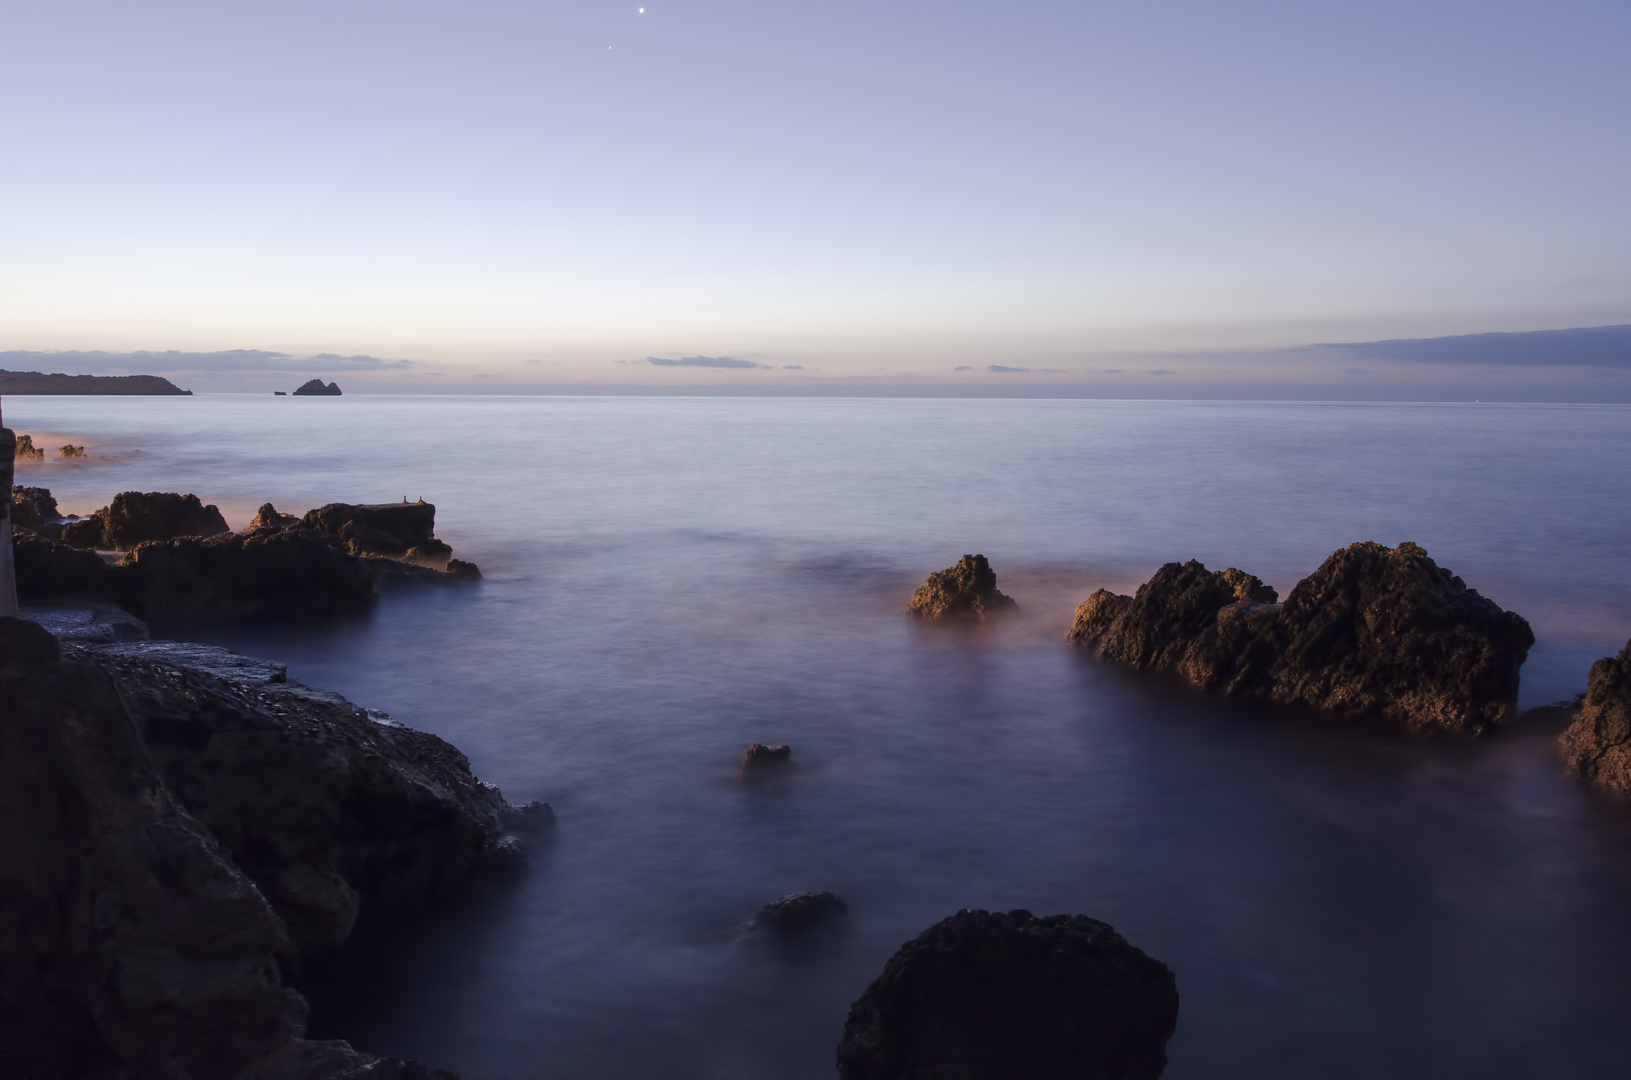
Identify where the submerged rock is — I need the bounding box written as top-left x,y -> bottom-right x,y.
293,379 -> 343,396
1559,638 -> 1631,796
1068,542 -> 1533,736
60,490 -> 231,550
907,554 -> 1017,622
837,908 -> 1179,1080
756,891 -> 848,935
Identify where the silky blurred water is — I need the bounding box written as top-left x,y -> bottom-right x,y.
11,395 -> 1631,1078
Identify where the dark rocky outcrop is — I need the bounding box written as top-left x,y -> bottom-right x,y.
11,484 -> 60,530
12,532 -> 118,597
0,615 -> 525,1077
0,369 -> 191,395
1559,638 -> 1631,796
14,433 -> 45,459
252,503 -> 302,531
60,443 -> 86,458
117,529 -> 379,621
755,891 -> 848,935
738,742 -> 792,783
61,490 -> 231,550
445,558 -> 482,580
907,554 -> 1017,622
1068,542 -> 1534,736
292,380 -> 343,397
837,908 -> 1179,1080
301,502 -> 437,558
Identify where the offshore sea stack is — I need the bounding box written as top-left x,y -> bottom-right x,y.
0,616 -> 517,1077
1069,541 -> 1534,736
1559,638 -> 1631,796
907,554 -> 1017,622
837,909 -> 1178,1080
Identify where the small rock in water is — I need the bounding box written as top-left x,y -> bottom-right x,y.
446,558 -> 482,580
906,554 -> 1017,622
837,908 -> 1179,1080
1560,638 -> 1631,796
755,890 -> 848,935
737,742 -> 791,782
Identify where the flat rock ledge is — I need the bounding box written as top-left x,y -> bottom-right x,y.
0,615 -> 542,1079
1067,541 -> 1534,736
907,554 -> 1017,622
837,908 -> 1178,1080
1560,637 -> 1631,796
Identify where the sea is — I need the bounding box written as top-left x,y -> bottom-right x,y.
10,395 -> 1631,1078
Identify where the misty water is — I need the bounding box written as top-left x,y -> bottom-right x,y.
12,395 -> 1631,1078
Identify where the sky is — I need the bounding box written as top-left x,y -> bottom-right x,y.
1,0 -> 1628,395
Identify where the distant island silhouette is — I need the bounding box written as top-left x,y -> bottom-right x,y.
0,370 -> 191,395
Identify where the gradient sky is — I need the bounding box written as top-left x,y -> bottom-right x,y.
2,0 -> 1628,390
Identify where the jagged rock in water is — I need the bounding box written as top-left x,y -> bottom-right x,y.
117,528 -> 379,621
1559,639 -> 1631,796
837,908 -> 1179,1080
302,501 -> 438,558
906,554 -> 1017,622
10,486 -> 58,531
60,490 -> 231,550
445,557 -> 482,580
755,891 -> 848,935
58,444 -> 85,458
1068,542 -> 1533,736
13,434 -> 45,460
251,502 -> 302,531
292,379 -> 343,396
738,742 -> 792,783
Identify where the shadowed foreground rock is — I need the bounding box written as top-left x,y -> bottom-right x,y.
0,615 -> 530,1077
907,554 -> 1017,622
838,909 -> 1178,1080
1559,638 -> 1631,796
1068,541 -> 1534,736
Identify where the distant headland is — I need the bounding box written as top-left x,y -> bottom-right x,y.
0,370 -> 191,395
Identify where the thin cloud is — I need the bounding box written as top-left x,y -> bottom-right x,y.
646,355 -> 764,369
988,364 -> 1031,373
1311,324 -> 1631,367
0,349 -> 412,374
1146,369 -> 1176,375
954,366 -> 972,371
781,365 -> 804,370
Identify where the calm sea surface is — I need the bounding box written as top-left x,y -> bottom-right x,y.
12,395 -> 1631,1078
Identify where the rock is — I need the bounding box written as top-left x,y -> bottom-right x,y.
738,742 -> 792,782
117,528 -> 379,621
91,642 -> 534,954
252,502 -> 302,531
11,532 -> 118,597
907,554 -> 1017,622
755,891 -> 848,935
58,444 -> 85,458
301,501 -> 438,558
0,616 -> 302,1079
836,908 -> 1179,1080
274,391 -> 287,396
13,434 -> 45,460
1067,542 -> 1534,736
445,558 -> 482,580
292,379 -> 343,396
10,486 -> 58,530
22,602 -> 150,644
98,490 -> 233,550
1559,638 -> 1631,796
237,1039 -> 459,1080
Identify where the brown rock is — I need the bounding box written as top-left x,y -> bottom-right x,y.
251,502 -> 302,531
738,742 -> 791,783
14,434 -> 45,460
906,554 -> 1017,622
1559,639 -> 1631,796
60,491 -> 231,550
301,502 -> 438,558
837,908 -> 1179,1080
1068,542 -> 1534,736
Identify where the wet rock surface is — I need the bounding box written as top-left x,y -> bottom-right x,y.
1559,638 -> 1631,796
837,908 -> 1179,1080
906,554 -> 1017,622
755,891 -> 848,935
0,615 -> 521,1078
1068,541 -> 1534,736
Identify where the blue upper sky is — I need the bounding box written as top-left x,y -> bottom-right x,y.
2,0 -> 1627,394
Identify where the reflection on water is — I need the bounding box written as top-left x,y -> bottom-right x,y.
11,396 -> 1631,1077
